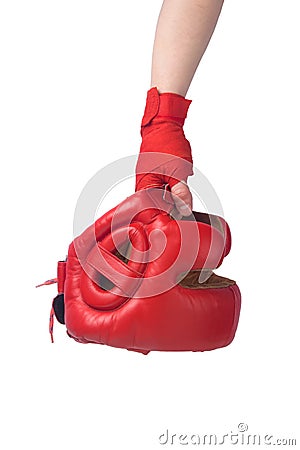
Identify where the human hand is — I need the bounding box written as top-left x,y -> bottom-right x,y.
135,87 -> 193,216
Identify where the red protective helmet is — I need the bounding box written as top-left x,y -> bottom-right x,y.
46,189 -> 241,354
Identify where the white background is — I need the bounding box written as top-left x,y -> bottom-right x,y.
1,1 -> 299,449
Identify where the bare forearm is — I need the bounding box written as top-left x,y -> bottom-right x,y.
151,0 -> 224,96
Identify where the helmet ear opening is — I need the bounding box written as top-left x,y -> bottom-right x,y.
91,272 -> 115,291
94,241 -> 133,291
113,240 -> 132,265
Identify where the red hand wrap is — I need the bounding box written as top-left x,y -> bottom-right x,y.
135,87 -> 193,190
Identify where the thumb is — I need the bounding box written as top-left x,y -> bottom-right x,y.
171,181 -> 193,217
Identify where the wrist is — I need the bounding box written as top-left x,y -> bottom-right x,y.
141,87 -> 192,128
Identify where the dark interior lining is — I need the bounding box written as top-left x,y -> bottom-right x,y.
114,240 -> 131,265
178,270 -> 236,289
180,211 -> 224,234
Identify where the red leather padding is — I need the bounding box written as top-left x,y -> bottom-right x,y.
81,223 -> 149,310
57,261 -> 66,294
63,189 -> 241,353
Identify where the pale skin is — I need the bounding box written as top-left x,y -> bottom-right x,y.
151,0 -> 224,215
